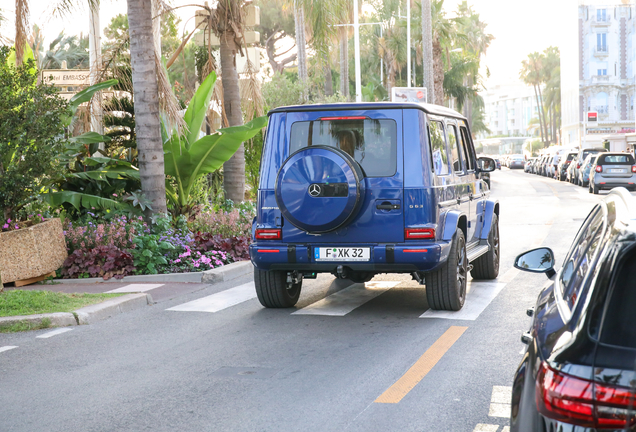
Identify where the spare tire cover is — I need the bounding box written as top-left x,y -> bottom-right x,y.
275,146 -> 365,234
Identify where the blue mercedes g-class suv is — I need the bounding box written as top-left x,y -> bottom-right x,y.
250,102 -> 498,311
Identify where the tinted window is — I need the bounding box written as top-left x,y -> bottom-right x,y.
598,154 -> 635,165
600,249 -> 636,348
290,119 -> 397,177
459,127 -> 473,170
566,154 -> 576,161
447,124 -> 464,173
429,121 -> 450,176
560,206 -> 604,310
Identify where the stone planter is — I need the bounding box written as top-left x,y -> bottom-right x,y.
0,218 -> 68,284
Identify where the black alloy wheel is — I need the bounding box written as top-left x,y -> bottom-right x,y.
425,230 -> 467,311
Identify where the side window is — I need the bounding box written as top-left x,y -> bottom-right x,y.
447,124 -> 465,174
599,248 -> 636,348
459,126 -> 474,171
559,206 -> 604,310
429,121 -> 450,176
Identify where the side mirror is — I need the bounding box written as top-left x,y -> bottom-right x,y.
514,247 -> 556,278
477,157 -> 496,172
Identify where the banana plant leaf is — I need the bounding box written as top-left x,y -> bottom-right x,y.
164,116 -> 268,206
183,72 -> 217,147
61,79 -> 119,126
43,191 -> 127,211
69,131 -> 112,144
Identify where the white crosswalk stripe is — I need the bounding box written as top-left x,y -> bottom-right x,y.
36,328 -> 73,339
0,346 -> 18,353
292,281 -> 400,316
488,385 -> 512,418
420,282 -> 506,320
472,425 -> 499,432
106,283 -> 164,293
166,282 -> 256,313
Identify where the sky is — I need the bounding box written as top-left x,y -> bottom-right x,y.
0,0 -> 588,88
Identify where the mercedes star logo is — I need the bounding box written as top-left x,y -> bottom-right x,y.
308,184 -> 322,197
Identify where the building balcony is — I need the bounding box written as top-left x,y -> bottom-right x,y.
594,105 -> 609,114
591,75 -> 612,84
593,46 -> 609,57
591,17 -> 611,27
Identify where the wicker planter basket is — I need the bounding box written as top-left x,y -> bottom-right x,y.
0,218 -> 68,284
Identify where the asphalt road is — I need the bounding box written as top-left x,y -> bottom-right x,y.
0,169 -> 625,432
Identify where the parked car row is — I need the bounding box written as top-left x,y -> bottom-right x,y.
500,154 -> 525,169
521,147 -> 636,194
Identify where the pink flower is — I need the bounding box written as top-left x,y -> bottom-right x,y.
2,224 -> 8,229
7,219 -> 11,223
112,193 -> 118,197
14,225 -> 19,230
174,259 -> 181,263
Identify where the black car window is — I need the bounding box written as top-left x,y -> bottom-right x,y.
459,127 -> 474,171
429,121 -> 450,176
599,248 -> 636,349
447,124 -> 465,174
289,118 -> 397,177
598,154 -> 635,165
560,206 -> 604,310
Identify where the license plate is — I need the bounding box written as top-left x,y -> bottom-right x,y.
610,169 -> 624,173
315,247 -> 370,261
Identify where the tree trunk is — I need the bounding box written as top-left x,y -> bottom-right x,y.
127,0 -> 167,215
15,0 -> 29,65
339,28 -> 349,99
422,0 -> 435,104
294,3 -> 308,102
220,30 -> 245,203
432,37 -> 444,105
532,85 -> 546,146
324,62 -> 333,96
537,85 -> 549,146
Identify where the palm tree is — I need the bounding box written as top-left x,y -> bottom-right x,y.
520,52 -> 549,147
127,0 -> 168,214
294,1 -> 308,101
14,0 -> 29,65
210,0 -> 247,202
421,0 -> 435,104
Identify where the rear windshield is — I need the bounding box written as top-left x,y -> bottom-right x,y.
566,154 -> 576,161
290,119 -> 397,177
597,154 -> 635,165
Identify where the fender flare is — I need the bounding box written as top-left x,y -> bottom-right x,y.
441,210 -> 467,241
480,199 -> 500,240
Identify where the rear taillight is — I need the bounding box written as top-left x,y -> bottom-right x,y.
255,228 -> 281,240
536,362 -> 636,429
577,163 -> 582,169
596,165 -> 603,173
632,166 -> 636,173
405,228 -> 435,240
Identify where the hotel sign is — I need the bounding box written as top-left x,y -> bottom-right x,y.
41,69 -> 90,86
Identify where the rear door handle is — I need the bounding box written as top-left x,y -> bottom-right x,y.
376,204 -> 400,210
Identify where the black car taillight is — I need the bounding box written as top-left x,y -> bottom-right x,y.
255,228 -> 282,240
536,362 -> 636,429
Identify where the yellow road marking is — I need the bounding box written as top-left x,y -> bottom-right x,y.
375,326 -> 468,404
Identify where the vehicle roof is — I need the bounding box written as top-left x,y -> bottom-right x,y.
268,102 -> 468,121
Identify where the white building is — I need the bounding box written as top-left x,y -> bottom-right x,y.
561,0 -> 636,151
480,82 -> 540,139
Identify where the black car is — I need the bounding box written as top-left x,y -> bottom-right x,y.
511,188 -> 636,431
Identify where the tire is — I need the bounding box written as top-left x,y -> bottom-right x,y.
254,268 -> 302,308
425,230 -> 468,311
593,183 -> 600,195
589,183 -> 593,194
471,214 -> 500,280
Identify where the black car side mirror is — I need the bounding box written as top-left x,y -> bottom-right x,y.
514,247 -> 556,278
477,157 -> 496,172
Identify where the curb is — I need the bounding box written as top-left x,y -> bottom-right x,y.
0,293 -> 153,331
51,260 -> 254,285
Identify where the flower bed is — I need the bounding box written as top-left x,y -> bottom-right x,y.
58,204 -> 254,280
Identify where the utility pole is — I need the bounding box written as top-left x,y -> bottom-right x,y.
353,0 -> 362,102
407,0 -> 411,87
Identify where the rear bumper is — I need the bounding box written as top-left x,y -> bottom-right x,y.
250,242 -> 452,273
594,178 -> 636,189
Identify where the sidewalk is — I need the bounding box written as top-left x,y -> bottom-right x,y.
1,261 -> 254,330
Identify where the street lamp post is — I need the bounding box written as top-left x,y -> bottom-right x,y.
353,0 -> 362,102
